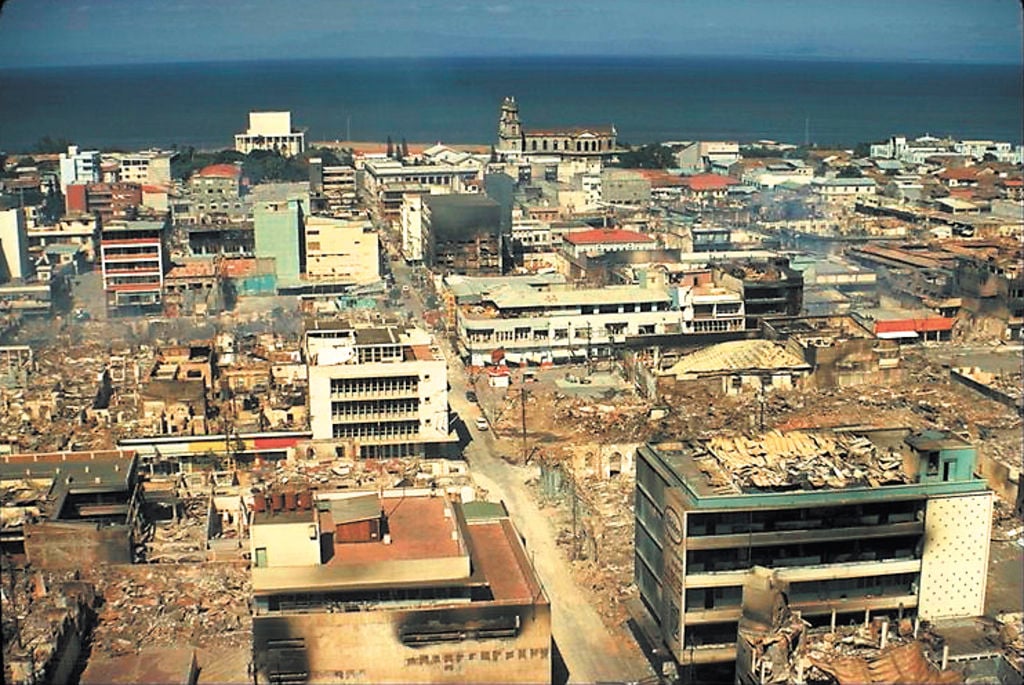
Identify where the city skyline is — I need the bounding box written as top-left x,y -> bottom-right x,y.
0,0 -> 1021,68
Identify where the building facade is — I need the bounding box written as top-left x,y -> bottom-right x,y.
455,284 -> 680,366
635,428 -> 992,673
249,491 -> 551,684
303,215 -> 380,285
497,96 -> 617,159
99,219 -> 167,313
58,145 -> 101,193
305,323 -> 450,458
234,111 -> 305,157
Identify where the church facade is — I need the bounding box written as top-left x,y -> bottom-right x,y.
497,97 -> 617,159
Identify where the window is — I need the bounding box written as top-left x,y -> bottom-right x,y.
255,547 -> 267,567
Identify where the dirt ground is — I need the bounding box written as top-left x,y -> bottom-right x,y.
478,348 -> 1024,640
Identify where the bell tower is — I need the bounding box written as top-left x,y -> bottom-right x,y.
498,96 -> 522,152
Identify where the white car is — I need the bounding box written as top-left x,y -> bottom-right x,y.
475,417 -> 489,431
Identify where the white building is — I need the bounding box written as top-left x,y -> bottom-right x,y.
562,228 -> 657,259
0,208 -> 33,283
305,323 -> 450,458
58,145 -> 100,193
742,161 -> 814,189
677,285 -> 745,334
675,141 -> 741,173
454,283 -> 681,366
235,111 -> 306,157
811,177 -> 878,201
954,139 -> 1023,164
399,194 -> 424,264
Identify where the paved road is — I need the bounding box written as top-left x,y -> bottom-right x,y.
390,259 -> 654,684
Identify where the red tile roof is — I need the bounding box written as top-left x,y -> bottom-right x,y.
683,173 -> 739,191
197,164 -> 242,179
938,167 -> 979,181
564,228 -> 655,245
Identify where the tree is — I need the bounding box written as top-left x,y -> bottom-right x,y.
489,145 -> 497,163
853,142 -> 873,158
34,135 -> 73,154
386,136 -> 393,158
837,165 -> 863,178
615,143 -> 675,169
401,137 -> 409,160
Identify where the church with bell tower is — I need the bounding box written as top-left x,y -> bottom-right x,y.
496,96 -> 617,160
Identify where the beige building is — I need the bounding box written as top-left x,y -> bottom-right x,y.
235,111 -> 305,157
305,322 -> 450,458
304,215 -> 380,284
250,490 -> 551,684
636,428 -> 992,675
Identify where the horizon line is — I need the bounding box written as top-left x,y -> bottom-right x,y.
3,52 -> 1023,71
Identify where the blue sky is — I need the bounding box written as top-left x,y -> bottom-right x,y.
0,0 -> 1020,67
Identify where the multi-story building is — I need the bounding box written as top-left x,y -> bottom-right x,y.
714,259 -> 803,330
66,182 -> 143,223
400,194 -> 425,264
104,149 -> 175,185
310,158 -> 357,217
303,215 -> 380,285
254,199 -> 303,290
26,215 -> 99,262
0,207 -> 33,283
58,145 -> 101,193
305,322 -> 450,458
455,283 -> 680,365
250,490 -> 550,684
497,96 -> 617,159
422,194 -> 504,276
634,427 -> 992,675
361,160 -> 479,222
99,219 -> 167,313
234,111 -> 305,157
677,285 -> 745,334
178,164 -> 250,225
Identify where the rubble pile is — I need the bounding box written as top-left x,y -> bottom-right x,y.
249,456 -> 473,495
1,571 -> 98,685
696,430 -> 910,492
996,612 -> 1024,672
143,495 -> 211,564
89,565 -> 252,657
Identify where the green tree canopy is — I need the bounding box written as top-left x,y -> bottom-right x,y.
616,143 -> 676,169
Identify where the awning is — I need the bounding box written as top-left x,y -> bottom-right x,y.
877,331 -> 919,340
551,349 -> 571,361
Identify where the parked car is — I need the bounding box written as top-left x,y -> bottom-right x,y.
465,390 -> 478,403
475,417 -> 489,431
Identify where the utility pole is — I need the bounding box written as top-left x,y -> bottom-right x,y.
520,381 -> 528,463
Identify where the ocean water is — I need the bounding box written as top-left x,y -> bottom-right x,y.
0,57 -> 1020,152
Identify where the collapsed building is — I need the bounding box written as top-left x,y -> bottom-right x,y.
249,490 -> 550,684
0,450 -> 143,567
633,427 -> 993,678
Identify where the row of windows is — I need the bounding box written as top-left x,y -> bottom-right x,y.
332,420 -> 421,440
528,138 -> 608,152
330,377 -> 419,397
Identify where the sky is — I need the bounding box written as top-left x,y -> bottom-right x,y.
0,0 -> 1021,68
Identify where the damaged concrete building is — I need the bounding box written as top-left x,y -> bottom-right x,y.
305,320 -> 452,458
633,427 -> 993,677
249,490 -> 551,684
0,449 -> 143,567
761,315 -> 902,389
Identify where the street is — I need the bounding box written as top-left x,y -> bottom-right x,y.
389,257 -> 655,684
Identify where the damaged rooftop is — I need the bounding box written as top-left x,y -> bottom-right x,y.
647,426 -> 984,500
